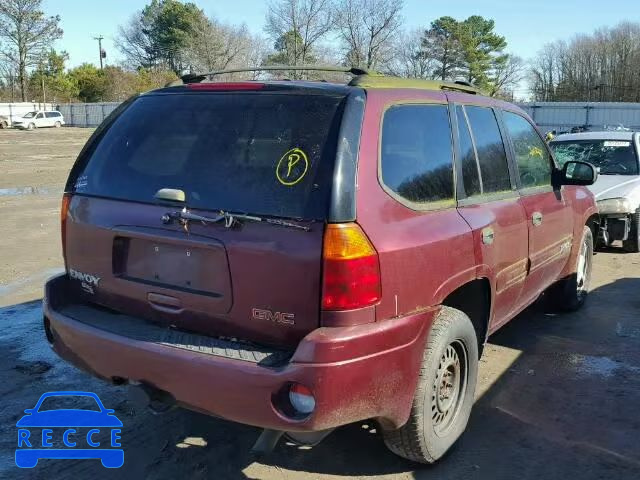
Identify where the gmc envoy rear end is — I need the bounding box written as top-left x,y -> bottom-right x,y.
45,68 -> 598,463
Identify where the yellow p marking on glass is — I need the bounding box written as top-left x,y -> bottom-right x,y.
276,148 -> 309,186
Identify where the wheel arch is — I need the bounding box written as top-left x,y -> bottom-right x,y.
585,212 -> 599,240
441,278 -> 492,357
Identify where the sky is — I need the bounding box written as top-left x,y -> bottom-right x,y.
43,0 -> 638,96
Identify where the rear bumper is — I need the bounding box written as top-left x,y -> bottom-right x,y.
44,274 -> 436,432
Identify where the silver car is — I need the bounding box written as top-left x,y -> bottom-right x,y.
551,131 -> 640,251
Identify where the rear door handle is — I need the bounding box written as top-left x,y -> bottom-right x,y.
532,212 -> 543,226
482,227 -> 495,245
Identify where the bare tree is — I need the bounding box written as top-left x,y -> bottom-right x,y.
236,34 -> 270,79
334,0 -> 403,70
384,29 -> 434,78
488,54 -> 525,97
0,0 -> 62,101
115,13 -> 157,69
0,60 -> 18,101
264,0 -> 333,70
184,16 -> 256,73
530,22 -> 640,102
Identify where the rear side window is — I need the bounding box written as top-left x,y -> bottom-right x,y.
503,111 -> 552,188
455,106 -> 481,196
380,104 -> 454,206
45,112 -> 60,118
70,93 -> 347,220
464,106 -> 512,193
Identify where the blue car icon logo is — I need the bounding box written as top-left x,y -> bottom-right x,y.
16,391 -> 123,468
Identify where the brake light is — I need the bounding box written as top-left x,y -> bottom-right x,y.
186,82 -> 264,91
61,193 -> 71,265
321,223 -> 381,310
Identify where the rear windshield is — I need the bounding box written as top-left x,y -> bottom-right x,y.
71,92 -> 347,219
551,139 -> 639,175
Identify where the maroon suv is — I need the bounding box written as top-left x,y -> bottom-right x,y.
44,69 -> 598,463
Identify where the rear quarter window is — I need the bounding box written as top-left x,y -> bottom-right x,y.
380,104 -> 454,208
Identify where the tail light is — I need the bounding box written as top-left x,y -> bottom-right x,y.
61,193 -> 71,265
321,223 -> 381,311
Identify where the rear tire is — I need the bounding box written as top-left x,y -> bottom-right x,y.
622,212 -> 640,253
383,306 -> 478,463
54,121 -> 62,128
545,226 -> 593,312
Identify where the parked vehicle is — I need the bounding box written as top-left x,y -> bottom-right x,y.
44,67 -> 598,464
0,115 -> 8,129
551,131 -> 640,251
12,110 -> 65,130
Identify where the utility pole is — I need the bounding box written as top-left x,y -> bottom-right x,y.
39,60 -> 46,107
94,35 -> 105,69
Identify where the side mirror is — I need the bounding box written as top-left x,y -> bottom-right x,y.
556,160 -> 597,186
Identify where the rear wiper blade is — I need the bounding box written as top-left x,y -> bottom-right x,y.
162,207 -> 311,232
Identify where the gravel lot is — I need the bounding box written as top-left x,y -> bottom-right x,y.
1,127 -> 639,479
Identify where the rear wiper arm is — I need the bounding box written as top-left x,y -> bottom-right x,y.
162,207 -> 311,232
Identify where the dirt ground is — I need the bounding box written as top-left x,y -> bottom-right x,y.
1,127 -> 640,479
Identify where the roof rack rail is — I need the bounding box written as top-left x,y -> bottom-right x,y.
348,75 -> 481,94
179,65 -> 371,84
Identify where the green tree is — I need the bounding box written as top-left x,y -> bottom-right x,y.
421,17 -> 463,81
264,30 -> 317,69
116,0 -> 206,74
68,63 -> 106,102
457,16 -> 507,88
0,0 -> 63,100
420,15 -> 511,93
29,49 -> 78,102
